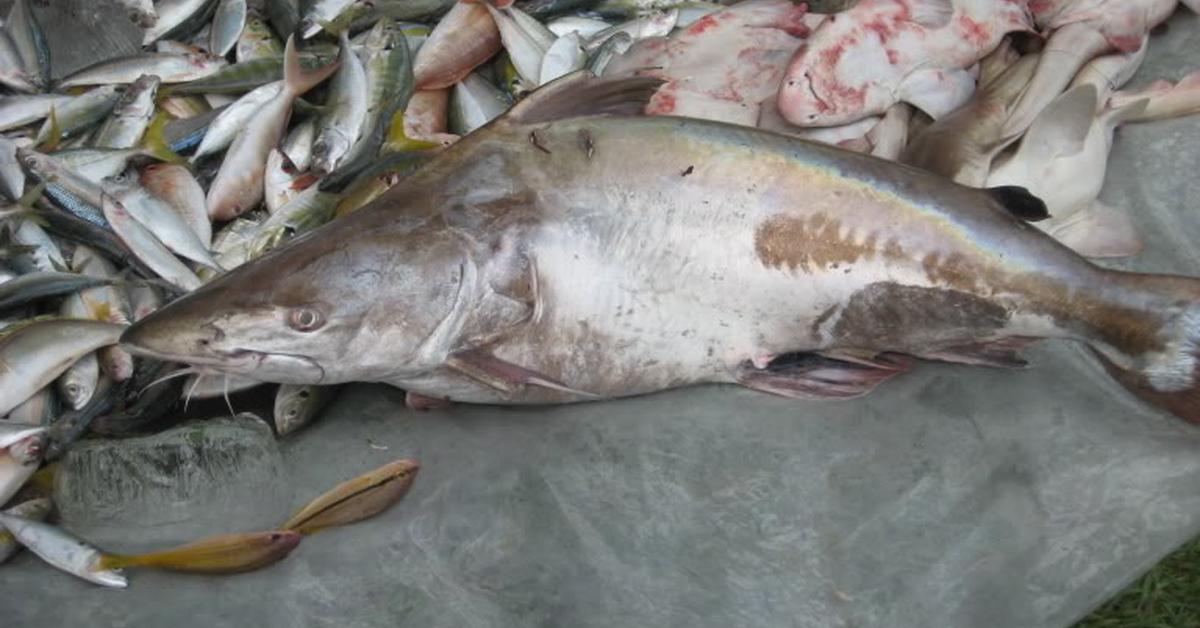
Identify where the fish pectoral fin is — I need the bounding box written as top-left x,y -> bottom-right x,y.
503,72 -> 665,126
405,391 -> 452,411
445,349 -> 599,398
736,352 -> 914,400
1019,84 -> 1097,160
1046,201 -> 1143,259
915,337 -> 1038,369
986,186 -> 1050,222
897,68 -> 975,120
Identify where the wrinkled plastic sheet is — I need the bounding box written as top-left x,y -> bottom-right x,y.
2,4 -> 1200,627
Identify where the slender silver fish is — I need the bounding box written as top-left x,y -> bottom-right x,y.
311,32 -> 368,174
0,498 -> 52,564
58,53 -> 225,88
103,171 -> 221,269
93,74 -> 162,149
101,193 -> 203,292
6,0 -> 50,91
0,514 -> 127,588
0,318 -> 124,416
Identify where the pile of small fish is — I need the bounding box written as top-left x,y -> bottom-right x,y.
2,0 -> 1200,586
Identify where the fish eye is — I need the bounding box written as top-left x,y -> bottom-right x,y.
269,533 -> 282,541
288,307 -> 324,332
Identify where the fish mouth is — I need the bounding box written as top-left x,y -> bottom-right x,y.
120,343 -> 326,384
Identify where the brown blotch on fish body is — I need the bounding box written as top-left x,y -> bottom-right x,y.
754,212 -> 903,274
831,282 -> 1011,350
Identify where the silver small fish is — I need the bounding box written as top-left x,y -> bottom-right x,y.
0,514 -> 126,588
92,74 -> 162,150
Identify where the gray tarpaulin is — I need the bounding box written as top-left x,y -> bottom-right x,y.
2,3 -> 1200,627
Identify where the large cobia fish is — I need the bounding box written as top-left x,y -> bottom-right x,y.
122,73 -> 1200,423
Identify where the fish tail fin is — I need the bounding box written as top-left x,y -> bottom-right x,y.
95,553 -> 136,571
1089,274 -> 1200,424
139,112 -> 186,165
282,35 -> 340,98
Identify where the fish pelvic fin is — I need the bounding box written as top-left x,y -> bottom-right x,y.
736,352 -> 915,400
1089,275 -> 1200,425
283,34 -> 341,97
503,71 -> 665,126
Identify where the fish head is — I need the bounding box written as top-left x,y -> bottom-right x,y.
15,146 -> 57,180
310,134 -> 350,174
776,28 -> 899,126
121,212 -> 476,385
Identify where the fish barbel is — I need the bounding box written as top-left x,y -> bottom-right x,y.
122,73 -> 1200,423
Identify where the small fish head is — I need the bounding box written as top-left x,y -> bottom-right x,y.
59,375 -> 94,410
15,147 -> 55,180
121,212 -> 475,385
265,530 -> 303,552
7,433 -> 45,466
309,135 -> 349,174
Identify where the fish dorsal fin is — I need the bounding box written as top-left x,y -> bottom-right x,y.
503,71 -> 665,126
910,0 -> 955,29
987,185 -> 1050,222
1018,84 -> 1097,160
1100,96 -> 1148,130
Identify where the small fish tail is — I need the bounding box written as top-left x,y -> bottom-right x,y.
95,553 -> 137,570
1089,274 -> 1200,424
139,112 -> 187,165
283,35 -> 340,97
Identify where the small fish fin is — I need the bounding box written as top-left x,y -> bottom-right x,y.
897,68 -> 975,119
503,71 -> 665,126
986,185 -> 1050,222
405,391 -> 452,411
1046,200 -> 1143,258
908,0 -> 954,28
139,112 -> 187,165
445,348 -> 599,398
1101,96 -> 1150,130
37,107 -> 61,151
736,352 -> 914,400
283,35 -> 340,97
94,553 -> 135,571
1018,84 -> 1097,160
915,337 -> 1038,369
17,180 -> 47,209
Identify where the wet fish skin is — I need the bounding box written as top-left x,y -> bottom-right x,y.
282,459 -> 418,533
140,163 -> 212,246
0,271 -> 111,313
120,74 -> 1200,426
282,117 -> 317,171
9,217 -> 67,273
902,51 -> 1041,186
102,170 -> 221,269
273,384 -> 340,436
0,94 -> 72,132
0,319 -> 124,416
0,428 -> 45,505
332,17 -> 415,181
236,16 -> 283,62
69,245 -> 136,382
206,36 -> 339,221
777,0 -> 1031,126
190,81 -> 282,161
299,0 -> 357,38
0,137 -> 25,201
93,74 -> 162,150
143,0 -> 218,47
0,497 -> 52,564
17,148 -> 108,221
58,53 -> 226,88
51,147 -> 144,185
412,1 -> 502,91
101,193 -> 203,292
35,86 -> 123,145
0,514 -> 126,588
3,386 -> 57,425
264,148 -> 310,214
487,3 -> 557,87
0,28 -> 37,93
211,0 -> 248,57
96,530 -> 302,574
1109,70 -> 1200,123
6,0 -> 51,91
450,72 -> 512,134
311,32 -> 369,174
55,351 -> 100,411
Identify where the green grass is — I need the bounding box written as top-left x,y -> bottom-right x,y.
1075,536 -> 1200,628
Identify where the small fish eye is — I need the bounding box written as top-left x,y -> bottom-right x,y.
269,533 -> 282,541
288,307 -> 324,332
